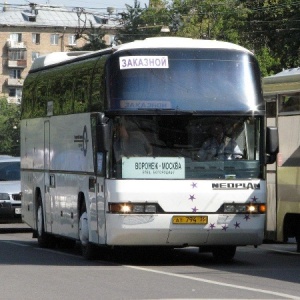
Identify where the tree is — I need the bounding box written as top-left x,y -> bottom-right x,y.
105,0 -> 300,75
116,0 -> 170,43
117,0 -> 146,43
169,0 -> 297,75
69,21 -> 108,51
232,0 -> 300,73
0,98 -> 20,156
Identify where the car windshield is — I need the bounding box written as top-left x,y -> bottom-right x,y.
0,161 -> 20,181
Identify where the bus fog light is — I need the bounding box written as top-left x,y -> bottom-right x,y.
236,205 -> 247,213
109,203 -> 133,213
132,205 -> 144,213
120,204 -> 132,213
224,204 -> 235,213
247,204 -> 258,213
109,203 -> 159,214
145,205 -> 156,213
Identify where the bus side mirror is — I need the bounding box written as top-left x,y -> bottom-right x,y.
97,123 -> 111,152
266,126 -> 279,164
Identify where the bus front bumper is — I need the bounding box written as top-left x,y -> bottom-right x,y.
105,213 -> 265,247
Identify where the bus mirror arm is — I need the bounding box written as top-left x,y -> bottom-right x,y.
97,123 -> 111,152
266,153 -> 277,164
266,126 -> 279,164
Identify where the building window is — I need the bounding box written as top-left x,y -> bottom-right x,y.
10,69 -> 21,79
32,33 -> 40,44
9,88 -> 22,100
9,88 -> 16,97
8,50 -> 26,60
68,34 -> 76,45
32,52 -> 40,62
10,33 -> 22,42
50,34 -> 59,45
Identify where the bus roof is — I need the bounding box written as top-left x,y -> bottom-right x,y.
264,67 -> 300,84
30,37 -> 253,71
116,37 -> 253,54
263,68 -> 300,95
30,51 -> 92,70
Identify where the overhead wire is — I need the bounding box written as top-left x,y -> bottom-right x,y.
0,1 -> 299,30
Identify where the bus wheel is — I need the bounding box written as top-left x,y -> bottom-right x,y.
212,246 -> 236,262
79,206 -> 97,260
296,232 -> 300,253
36,196 -> 56,248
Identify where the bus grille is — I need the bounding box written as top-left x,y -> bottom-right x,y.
12,193 -> 21,200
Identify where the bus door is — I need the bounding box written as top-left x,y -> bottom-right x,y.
44,120 -> 53,233
265,97 -> 278,240
89,176 -> 105,244
93,174 -> 106,244
90,117 -> 106,244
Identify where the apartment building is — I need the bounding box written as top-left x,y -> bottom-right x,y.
0,3 -> 120,103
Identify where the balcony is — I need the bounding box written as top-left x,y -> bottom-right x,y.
6,78 -> 24,87
7,97 -> 21,104
8,60 -> 27,68
6,40 -> 26,49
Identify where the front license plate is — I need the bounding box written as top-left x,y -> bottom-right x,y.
172,216 -> 208,224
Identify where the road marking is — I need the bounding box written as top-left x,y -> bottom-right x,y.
262,246 -> 300,255
1,240 -> 30,247
3,239 -> 299,298
125,265 -> 299,299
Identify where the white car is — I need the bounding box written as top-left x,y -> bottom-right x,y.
0,157 -> 21,222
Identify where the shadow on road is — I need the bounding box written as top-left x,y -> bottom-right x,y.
0,222 -> 299,287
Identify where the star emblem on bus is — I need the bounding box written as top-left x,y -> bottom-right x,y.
191,182 -> 197,188
244,215 -> 250,221
222,224 -> 229,231
234,221 -> 241,229
189,194 -> 196,201
209,223 -> 216,230
251,196 -> 258,202
192,206 -> 198,212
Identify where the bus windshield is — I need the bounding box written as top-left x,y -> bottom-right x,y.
107,49 -> 263,112
109,115 -> 263,180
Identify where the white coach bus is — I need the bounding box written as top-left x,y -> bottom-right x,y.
21,37 -> 278,261
263,68 -> 300,252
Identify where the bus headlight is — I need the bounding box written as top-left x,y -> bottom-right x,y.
109,203 -> 158,214
223,203 -> 266,214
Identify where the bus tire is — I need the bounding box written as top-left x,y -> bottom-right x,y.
296,227 -> 300,253
212,246 -> 236,262
296,236 -> 300,253
36,195 -> 56,248
79,203 -> 97,260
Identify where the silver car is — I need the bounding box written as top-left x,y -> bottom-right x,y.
0,157 -> 21,222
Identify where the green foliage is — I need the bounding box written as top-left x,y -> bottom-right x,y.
116,0 -> 170,43
255,46 -> 280,77
0,98 -> 20,156
114,0 -> 300,75
69,21 -> 108,51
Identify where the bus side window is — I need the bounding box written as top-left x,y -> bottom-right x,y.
266,101 -> 277,118
280,95 -> 300,112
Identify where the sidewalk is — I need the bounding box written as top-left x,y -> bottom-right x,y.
0,222 -> 32,233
